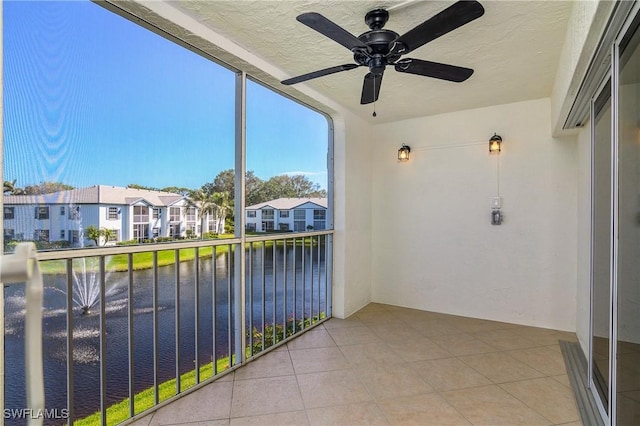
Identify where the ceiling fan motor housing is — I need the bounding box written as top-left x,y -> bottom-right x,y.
355,28 -> 401,74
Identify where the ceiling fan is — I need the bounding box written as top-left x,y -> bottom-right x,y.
281,1 -> 485,105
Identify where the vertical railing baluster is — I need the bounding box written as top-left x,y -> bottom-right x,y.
302,237 -> 306,329
212,247 -> 217,375
261,241 -> 266,351
99,256 -> 107,425
194,248 -> 200,384
248,243 -> 253,357
292,238 -> 297,335
272,239 -> 276,347
175,249 -> 181,393
324,235 -> 329,318
66,259 -> 74,425
227,244 -> 232,366
153,251 -> 159,406
317,235 -> 321,322
309,237 -> 314,325
127,253 -> 135,418
283,238 -> 288,339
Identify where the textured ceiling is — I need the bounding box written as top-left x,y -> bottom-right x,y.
167,1 -> 573,123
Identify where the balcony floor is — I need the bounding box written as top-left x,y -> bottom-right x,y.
129,303 -> 581,425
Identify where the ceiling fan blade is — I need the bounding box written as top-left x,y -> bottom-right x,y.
395,58 -> 473,82
282,64 -> 359,85
297,12 -> 368,51
391,1 -> 484,55
361,72 -> 383,104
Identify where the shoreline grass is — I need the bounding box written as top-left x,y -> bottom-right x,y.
39,235 -> 324,275
73,356 -> 235,426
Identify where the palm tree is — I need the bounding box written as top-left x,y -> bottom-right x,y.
101,228 -> 116,245
212,191 -> 233,234
191,190 -> 219,237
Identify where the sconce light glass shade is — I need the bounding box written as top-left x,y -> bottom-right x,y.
489,133 -> 502,154
398,144 -> 411,162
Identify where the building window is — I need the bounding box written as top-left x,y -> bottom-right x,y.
4,207 -> 15,220
133,224 -> 149,242
169,223 -> 180,238
186,207 -> 196,222
294,209 -> 306,232
108,207 -> 119,220
70,230 -> 80,245
133,206 -> 149,223
279,210 -> 290,218
60,230 -> 65,239
33,229 -> 49,242
262,221 -> 275,231
108,229 -> 119,242
4,229 -> 15,240
35,206 -> 49,220
262,209 -> 274,219
152,208 -> 160,219
60,206 -> 65,216
247,211 -> 256,218
313,210 -> 326,230
152,227 -> 160,238
246,223 -> 256,232
69,206 -> 80,220
279,223 -> 290,231
170,207 -> 181,222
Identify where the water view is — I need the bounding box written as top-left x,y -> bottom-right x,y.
4,242 -> 328,423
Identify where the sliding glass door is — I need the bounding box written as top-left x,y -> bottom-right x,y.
590,6 -> 640,424
615,13 -> 640,425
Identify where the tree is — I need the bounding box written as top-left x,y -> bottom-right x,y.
85,226 -> 101,246
127,183 -> 159,191
203,169 -> 263,204
85,226 -> 115,246
212,191 -> 233,234
101,228 -> 116,244
190,190 -> 219,236
258,174 -> 326,202
23,181 -> 74,195
3,179 -> 25,195
161,186 -> 192,196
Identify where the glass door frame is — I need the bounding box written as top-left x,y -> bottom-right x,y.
588,3 -> 640,424
589,73 -> 614,423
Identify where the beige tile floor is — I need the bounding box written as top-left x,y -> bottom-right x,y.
129,303 -> 582,426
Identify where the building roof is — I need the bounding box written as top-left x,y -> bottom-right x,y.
246,198 -> 327,210
3,185 -> 185,206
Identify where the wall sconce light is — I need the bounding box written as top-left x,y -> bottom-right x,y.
398,144 -> 411,162
489,133 -> 502,154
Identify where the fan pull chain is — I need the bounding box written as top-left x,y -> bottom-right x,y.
372,75 -> 377,117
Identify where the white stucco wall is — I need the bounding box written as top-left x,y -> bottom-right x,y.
371,98 -> 578,331
331,112 -> 374,318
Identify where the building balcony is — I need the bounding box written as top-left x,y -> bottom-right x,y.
4,232 -> 332,425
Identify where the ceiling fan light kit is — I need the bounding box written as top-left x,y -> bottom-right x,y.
281,1 -> 485,109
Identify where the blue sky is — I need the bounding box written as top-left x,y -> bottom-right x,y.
3,0 -> 328,191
